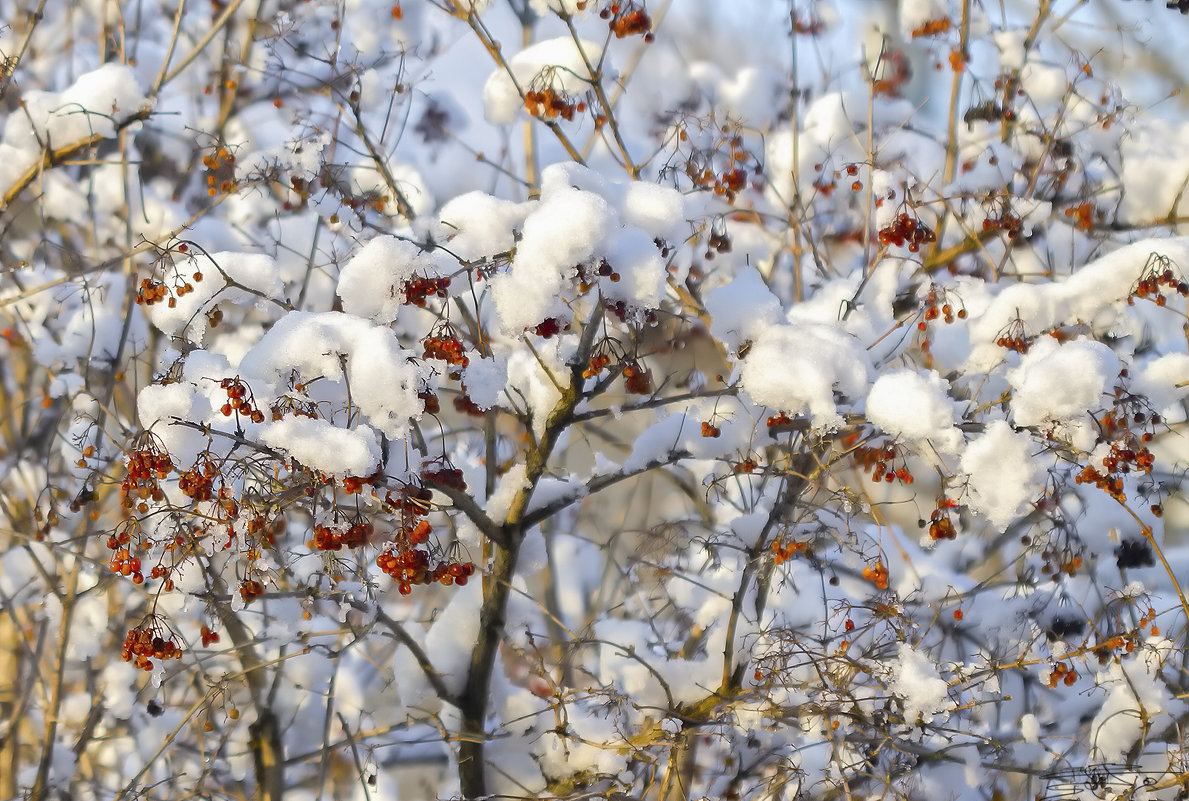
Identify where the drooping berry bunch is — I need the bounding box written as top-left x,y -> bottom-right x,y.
926,497 -> 959,540
1074,372 -> 1161,506
766,412 -> 795,430
177,456 -> 219,502
202,144 -> 237,197
700,421 -> 721,438
853,441 -> 914,485
200,623 -> 220,647
402,274 -> 451,306
524,86 -> 587,121
994,317 -> 1033,353
771,537 -> 809,565
910,16 -> 951,38
531,317 -> 570,338
878,212 -> 937,252
109,546 -> 145,584
600,2 -> 654,40
122,618 -> 183,671
135,277 -> 171,306
917,285 -> 966,331
218,377 -> 265,423
584,353 -> 613,380
981,199 -> 1024,240
1063,201 -> 1095,231
121,439 -> 173,512
421,462 -> 467,492
862,560 -> 890,590
1047,660 -> 1079,688
667,119 -> 756,204
376,547 -> 475,595
622,359 -> 652,395
375,478 -> 473,594
1128,252 -> 1189,307
311,519 -> 373,551
423,328 -> 470,368
239,578 -> 265,604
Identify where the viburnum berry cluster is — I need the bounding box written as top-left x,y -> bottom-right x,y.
121,438 -> 173,512
217,377 -> 265,423
1074,372 -> 1161,505
925,497 -> 959,541
877,211 -> 938,251
403,273 -> 452,306
524,86 -> 587,121
917,284 -> 966,331
770,537 -> 808,565
599,2 -> 653,40
1128,252 -> 1189,306
423,327 -> 470,369
852,440 -> 914,485
994,316 -> 1034,353
121,619 -> 183,671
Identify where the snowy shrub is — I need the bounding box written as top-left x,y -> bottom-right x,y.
3,1 -> 1189,800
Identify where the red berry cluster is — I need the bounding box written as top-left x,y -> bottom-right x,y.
109,547 -> 145,583
994,317 -> 1033,353
122,443 -> 173,512
1047,661 -> 1079,688
531,317 -> 570,338
1063,202 -> 1094,231
219,377 -> 265,423
854,442 -> 914,484
202,145 -> 237,197
917,285 -> 966,331
200,624 -> 220,647
766,412 -> 794,429
135,277 -> 172,306
910,17 -> 951,37
771,537 -> 808,565
312,520 -> 373,551
1074,380 -> 1160,504
122,620 -> 182,671
422,463 -> 467,491
239,578 -> 265,604
342,472 -> 382,495
453,392 -> 488,416
423,331 -> 469,367
878,212 -> 937,252
524,87 -> 587,121
982,209 -> 1023,240
584,353 -> 612,379
376,547 -> 475,595
177,457 -> 219,502
600,2 -> 654,40
701,421 -> 721,438
622,359 -> 652,394
402,274 -> 451,306
926,498 -> 959,540
1128,253 -> 1189,307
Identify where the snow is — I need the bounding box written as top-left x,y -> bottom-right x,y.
866,369 -> 961,453
1008,338 -> 1119,431
739,323 -> 871,430
888,642 -> 951,725
960,420 -> 1043,530
257,416 -> 381,477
